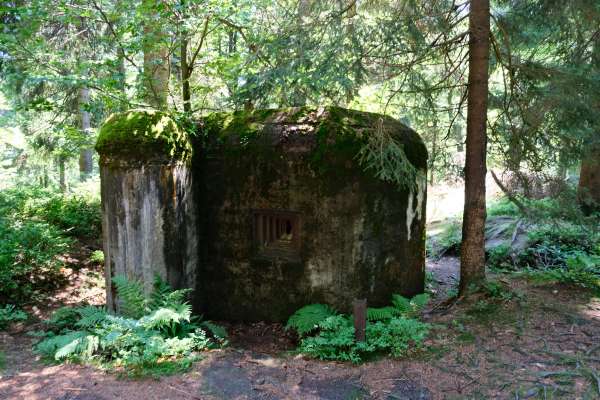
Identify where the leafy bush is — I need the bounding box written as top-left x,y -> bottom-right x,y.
487,198 -> 520,217
484,194 -> 600,292
20,190 -> 101,239
287,294 -> 430,363
36,275 -> 226,377
0,218 -> 71,304
0,185 -> 102,304
0,305 -> 28,330
521,253 -> 600,291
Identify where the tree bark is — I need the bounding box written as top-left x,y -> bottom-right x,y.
58,156 -> 67,193
180,38 -> 191,113
577,35 -> 600,214
78,86 -> 93,181
459,0 -> 490,295
578,143 -> 600,214
142,0 -> 169,108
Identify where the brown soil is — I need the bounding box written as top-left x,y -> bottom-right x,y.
2,256 -> 600,400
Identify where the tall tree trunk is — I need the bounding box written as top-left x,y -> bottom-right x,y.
180,38 -> 192,113
78,86 -> 93,181
58,156 -> 67,193
577,36 -> 600,214
578,144 -> 600,214
142,0 -> 169,108
459,0 -> 490,295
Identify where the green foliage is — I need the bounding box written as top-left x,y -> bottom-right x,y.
0,188 -> 73,304
89,250 -> 104,264
522,253 -> 600,292
427,219 -> 462,259
488,196 -> 600,292
112,275 -> 147,319
357,122 -> 423,191
36,276 -> 225,377
288,294 -> 430,363
0,305 -> 28,330
487,198 -> 521,217
487,245 -> 512,269
0,185 -> 102,304
25,195 -> 101,239
286,304 -> 336,336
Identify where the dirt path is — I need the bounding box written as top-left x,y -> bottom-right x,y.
2,258 -> 600,399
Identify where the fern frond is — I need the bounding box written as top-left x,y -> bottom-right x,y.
149,275 -> 192,310
75,306 -> 108,328
410,294 -> 430,311
139,304 -> 192,331
367,306 -> 400,321
286,304 -> 336,336
200,321 -> 228,340
113,275 -> 146,318
391,293 -> 430,318
391,294 -> 411,314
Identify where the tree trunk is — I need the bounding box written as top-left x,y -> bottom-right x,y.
459,0 -> 490,295
578,143 -> 600,214
78,86 -> 93,181
142,0 -> 169,108
58,156 -> 67,193
181,38 -> 192,113
577,34 -> 600,214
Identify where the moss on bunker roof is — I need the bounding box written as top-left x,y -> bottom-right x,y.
202,106 -> 427,170
95,109 -> 192,161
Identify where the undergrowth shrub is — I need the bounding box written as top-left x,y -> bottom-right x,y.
16,188 -> 101,239
286,294 -> 430,363
0,185 -> 101,305
484,193 -> 600,292
0,305 -> 28,330
36,275 -> 226,377
0,217 -> 71,304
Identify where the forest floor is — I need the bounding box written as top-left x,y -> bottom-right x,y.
2,254 -> 600,400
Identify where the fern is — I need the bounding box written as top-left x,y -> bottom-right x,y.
140,304 -> 192,336
149,276 -> 192,309
37,275 -> 226,376
367,306 -> 400,321
113,275 -> 147,318
200,321 -> 228,341
290,293 -> 431,363
37,331 -> 91,360
391,293 -> 430,318
75,306 -> 108,328
286,304 -> 336,336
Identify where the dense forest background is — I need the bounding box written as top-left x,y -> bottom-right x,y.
1,0 -> 598,194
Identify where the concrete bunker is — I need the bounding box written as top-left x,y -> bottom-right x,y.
97,107 -> 428,321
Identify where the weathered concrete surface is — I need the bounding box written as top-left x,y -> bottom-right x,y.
97,107 -> 427,321
100,161 -> 197,311
96,110 -> 197,311
197,107 -> 427,321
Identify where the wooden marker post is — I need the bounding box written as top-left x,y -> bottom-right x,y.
353,298 -> 367,342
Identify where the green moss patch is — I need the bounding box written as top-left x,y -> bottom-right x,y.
202,106 -> 427,168
96,109 -> 192,161
201,107 -> 427,192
